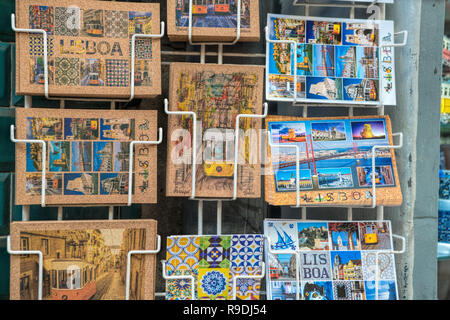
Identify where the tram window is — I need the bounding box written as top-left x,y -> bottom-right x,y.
41,239 -> 49,255
20,276 -> 30,291
51,270 -> 57,289
20,237 -> 30,257
59,270 -> 68,289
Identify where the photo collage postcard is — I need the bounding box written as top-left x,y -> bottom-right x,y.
264,115 -> 402,207
165,234 -> 264,300
264,219 -> 399,300
265,14 -> 396,105
9,219 -> 158,300
15,108 -> 158,205
15,0 -> 161,98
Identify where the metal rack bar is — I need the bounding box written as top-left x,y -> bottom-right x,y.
128,128 -> 164,206
267,131 -> 301,208
264,26 -> 298,105
374,234 -> 406,300
11,14 -> 165,102
161,260 -> 196,300
125,235 -> 161,300
188,0 -> 241,46
7,236 -> 43,300
164,98 -> 197,200
10,125 -> 47,207
231,262 -> 266,300
292,0 -> 370,9
232,103 -> 269,200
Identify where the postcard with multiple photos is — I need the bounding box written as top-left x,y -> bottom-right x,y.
264,219 -> 399,300
165,234 -> 264,300
15,108 -> 158,206
264,115 -> 402,207
9,219 -> 158,300
265,14 -> 396,105
15,0 -> 161,99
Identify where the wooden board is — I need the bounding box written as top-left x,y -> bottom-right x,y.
15,108 -> 158,205
264,115 -> 403,207
9,219 -> 158,300
166,62 -> 264,199
167,0 -> 260,42
15,0 -> 161,98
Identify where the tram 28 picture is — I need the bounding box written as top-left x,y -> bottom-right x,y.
11,222 -> 157,300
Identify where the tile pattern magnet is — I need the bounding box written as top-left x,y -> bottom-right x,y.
9,219 -> 158,300
15,0 -> 161,98
16,108 -> 158,206
265,14 -> 396,106
166,63 -> 264,199
165,234 -> 264,300
264,115 -> 402,207
264,219 -> 399,300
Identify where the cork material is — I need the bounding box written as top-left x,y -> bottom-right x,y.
166,62 -> 264,199
15,0 -> 161,98
167,0 -> 260,42
9,219 -> 158,300
264,115 -> 403,207
15,108 -> 158,205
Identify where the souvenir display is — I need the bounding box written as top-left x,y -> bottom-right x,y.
167,0 -> 260,42
15,108 -> 158,205
166,62 -> 264,199
9,219 -> 158,300
265,115 -> 402,207
265,14 -> 396,105
15,0 -> 161,98
264,219 -> 399,300
165,234 -> 264,300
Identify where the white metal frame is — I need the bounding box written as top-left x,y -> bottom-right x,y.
6,235 -> 43,300
10,124 -> 47,207
11,13 -> 165,102
125,234 -> 161,300
128,128 -> 164,206
161,260 -> 196,300
230,261 -> 266,300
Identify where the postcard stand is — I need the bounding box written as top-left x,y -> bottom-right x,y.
11,13 -> 165,102
9,8 -> 166,300
264,1 -> 408,220
265,233 -> 405,300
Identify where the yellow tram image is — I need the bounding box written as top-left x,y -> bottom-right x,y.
214,0 -> 231,14
49,259 -> 97,300
192,0 -> 208,15
364,225 -> 379,245
204,129 -> 235,177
